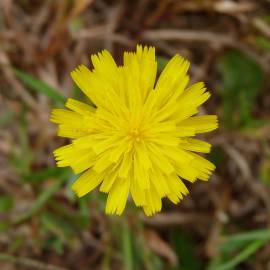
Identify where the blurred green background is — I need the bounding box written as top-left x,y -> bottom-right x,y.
0,0 -> 270,269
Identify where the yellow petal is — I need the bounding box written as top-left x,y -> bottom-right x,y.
189,152 -> 216,181
149,169 -> 169,198
147,143 -> 175,175
134,151 -> 150,189
50,109 -> 82,125
71,151 -> 96,174
155,54 -> 190,108
54,144 -> 91,169
166,174 -> 189,204
179,138 -> 211,153
130,176 -> 146,206
51,45 -> 218,216
65,98 -> 95,114
93,151 -> 113,173
105,178 -> 130,215
124,45 -> 157,102
178,115 -> 218,133
72,169 -> 105,197
100,165 -> 119,193
143,184 -> 162,216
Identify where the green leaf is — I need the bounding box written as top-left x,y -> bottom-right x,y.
207,146 -> 226,167
217,50 -> 263,128
170,230 -> 201,270
157,56 -> 169,72
24,167 -> 69,183
260,160 -> 270,186
41,212 -> 67,242
215,240 -> 265,270
77,196 -> 91,227
69,17 -> 84,33
0,221 -> 11,232
47,198 -> 90,229
8,236 -> 25,253
0,111 -> 14,128
256,36 -> 270,51
0,195 -> 13,213
14,68 -> 66,104
208,229 -> 270,270
13,178 -> 66,225
45,237 -> 64,255
220,229 -> 270,253
262,15 -> 270,25
10,107 -> 32,176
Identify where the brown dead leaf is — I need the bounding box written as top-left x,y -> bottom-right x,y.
145,229 -> 178,266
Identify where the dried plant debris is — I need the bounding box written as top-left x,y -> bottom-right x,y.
0,0 -> 270,269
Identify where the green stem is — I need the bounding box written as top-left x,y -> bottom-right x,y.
122,221 -> 133,270
216,240 -> 266,270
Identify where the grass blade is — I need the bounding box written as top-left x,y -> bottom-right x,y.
216,240 -> 266,270
221,229 -> 270,253
24,167 -> 69,183
14,68 -> 66,104
13,177 -> 66,225
0,111 -> 14,128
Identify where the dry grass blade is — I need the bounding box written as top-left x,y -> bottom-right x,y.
253,18 -> 270,39
142,212 -> 209,226
1,0 -> 270,269
142,29 -> 236,46
0,253 -> 68,270
145,229 -> 178,266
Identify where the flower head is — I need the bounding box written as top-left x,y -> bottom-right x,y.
51,45 -> 218,216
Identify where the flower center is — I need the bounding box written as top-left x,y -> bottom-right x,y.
129,128 -> 142,142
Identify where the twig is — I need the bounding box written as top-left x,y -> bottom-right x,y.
142,29 -> 270,71
142,29 -> 235,46
104,4 -> 123,51
142,212 -> 209,226
214,1 -> 255,14
223,143 -> 252,180
0,253 -> 68,270
221,142 -> 270,220
172,1 -> 255,14
72,29 -> 134,47
253,17 -> 270,39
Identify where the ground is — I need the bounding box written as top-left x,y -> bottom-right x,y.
0,0 -> 270,269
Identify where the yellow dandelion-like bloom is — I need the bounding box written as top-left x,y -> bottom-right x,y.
51,45 -> 218,216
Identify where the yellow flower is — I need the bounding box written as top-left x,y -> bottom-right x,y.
51,45 -> 218,216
